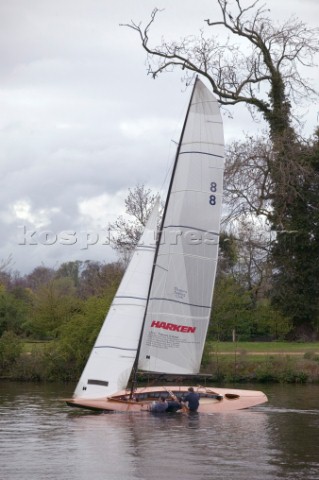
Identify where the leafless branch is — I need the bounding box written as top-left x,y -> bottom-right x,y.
121,0 -> 319,137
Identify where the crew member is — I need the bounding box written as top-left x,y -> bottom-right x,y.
183,387 -> 200,412
149,396 -> 168,413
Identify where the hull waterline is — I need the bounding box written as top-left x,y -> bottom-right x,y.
66,385 -> 268,413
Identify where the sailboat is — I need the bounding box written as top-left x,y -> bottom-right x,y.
66,78 -> 267,413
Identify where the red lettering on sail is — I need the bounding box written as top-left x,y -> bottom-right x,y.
151,320 -> 196,333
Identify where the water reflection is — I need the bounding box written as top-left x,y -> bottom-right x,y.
67,410 -> 274,480
1,382 -> 319,480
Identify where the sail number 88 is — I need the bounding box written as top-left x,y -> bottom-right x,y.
209,182 -> 217,206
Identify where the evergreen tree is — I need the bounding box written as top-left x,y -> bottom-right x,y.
271,132 -> 319,337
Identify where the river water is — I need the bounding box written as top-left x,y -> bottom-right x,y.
1,381 -> 319,480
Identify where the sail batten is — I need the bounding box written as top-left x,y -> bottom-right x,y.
114,295 -> 148,300
94,346 -> 138,351
179,151 -> 224,157
162,224 -> 220,234
149,297 -> 211,309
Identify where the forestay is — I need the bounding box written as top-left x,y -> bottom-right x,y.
73,201 -> 159,399
138,79 -> 225,375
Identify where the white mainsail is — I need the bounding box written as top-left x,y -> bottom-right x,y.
73,200 -> 159,399
138,78 -> 225,375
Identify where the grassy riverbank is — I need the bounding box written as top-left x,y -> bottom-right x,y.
22,340 -> 319,354
201,341 -> 319,384
210,341 -> 319,355
2,340 -> 319,384
203,342 -> 319,383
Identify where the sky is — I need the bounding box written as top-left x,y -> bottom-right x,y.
1,0 -> 319,275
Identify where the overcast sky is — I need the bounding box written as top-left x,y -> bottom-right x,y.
1,0 -> 319,275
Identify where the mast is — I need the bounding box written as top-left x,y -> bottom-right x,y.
129,77 -> 200,397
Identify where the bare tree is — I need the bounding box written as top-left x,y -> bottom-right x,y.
24,266 -> 55,291
78,260 -> 124,298
223,135 -> 273,223
0,255 -> 14,288
220,156 -> 274,304
122,0 -> 319,140
125,183 -> 158,226
0,255 -> 13,273
223,133 -> 313,224
122,0 -> 319,228
235,218 -> 272,302
109,184 -> 158,263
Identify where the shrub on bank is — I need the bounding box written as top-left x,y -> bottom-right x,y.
202,353 -> 318,384
0,332 -> 22,374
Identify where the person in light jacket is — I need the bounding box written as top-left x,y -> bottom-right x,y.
149,396 -> 168,413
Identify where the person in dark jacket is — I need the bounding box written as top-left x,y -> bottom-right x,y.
182,387 -> 200,412
166,397 -> 183,413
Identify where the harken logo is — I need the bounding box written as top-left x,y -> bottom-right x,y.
151,320 -> 196,333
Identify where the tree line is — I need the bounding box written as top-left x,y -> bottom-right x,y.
0,165 -> 318,381
0,248 -> 293,383
1,0 -> 319,381
0,260 -> 123,380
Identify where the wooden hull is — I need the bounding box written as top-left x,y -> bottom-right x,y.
66,385 -> 267,413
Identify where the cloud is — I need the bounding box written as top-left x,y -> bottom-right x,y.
12,200 -> 60,228
1,0 -> 318,274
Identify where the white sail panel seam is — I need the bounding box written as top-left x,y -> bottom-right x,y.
191,100 -> 218,106
179,151 -> 224,158
146,313 -> 209,320
156,253 -> 217,261
181,142 -> 224,147
94,346 -> 137,351
114,295 -> 147,300
112,303 -> 147,307
149,297 -> 211,309
163,224 -> 220,235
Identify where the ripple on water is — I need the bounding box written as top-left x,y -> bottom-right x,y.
1,383 -> 319,480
